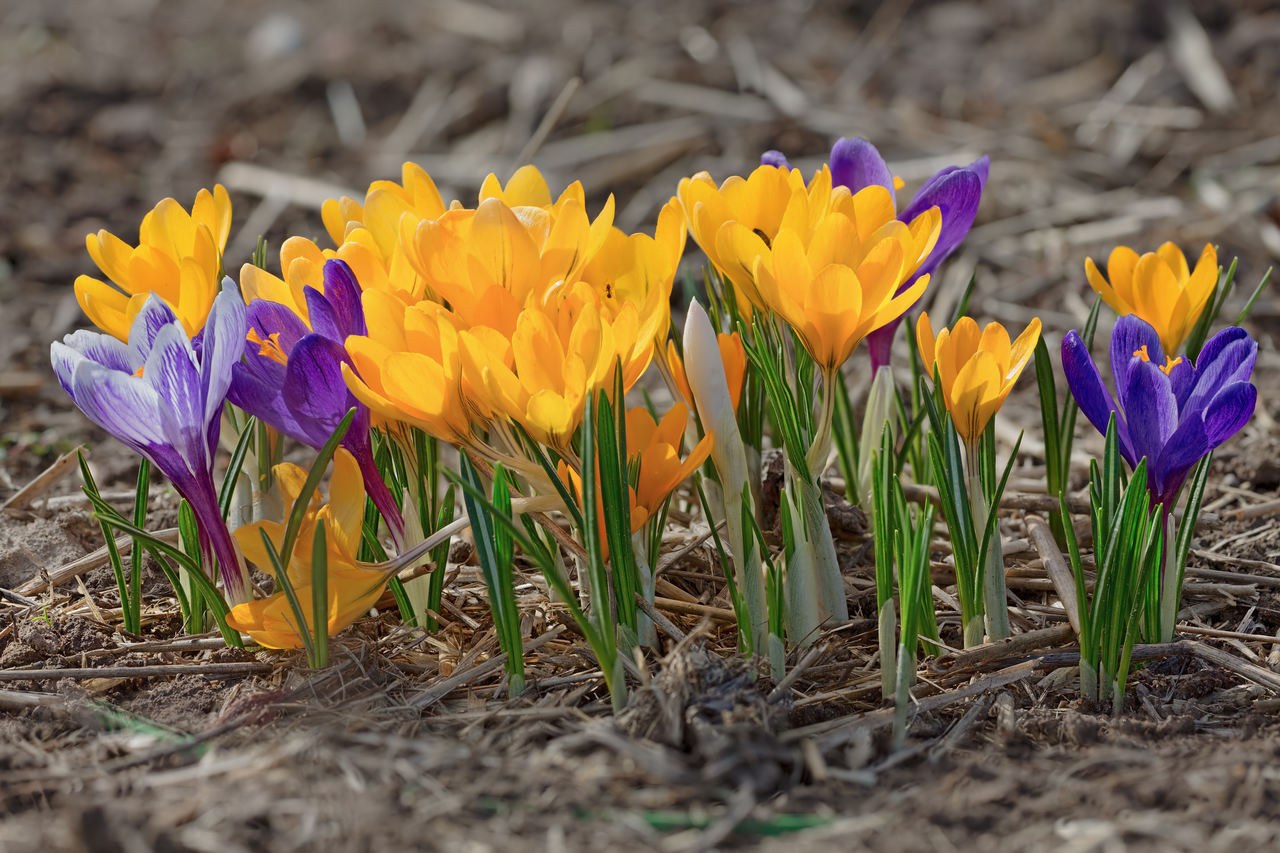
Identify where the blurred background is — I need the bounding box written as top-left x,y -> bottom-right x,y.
2,0 -> 1279,485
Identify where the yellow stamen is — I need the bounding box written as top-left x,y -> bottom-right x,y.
247,329 -> 289,365
1132,346 -> 1183,375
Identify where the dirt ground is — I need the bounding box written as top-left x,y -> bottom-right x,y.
4,0 -> 1280,850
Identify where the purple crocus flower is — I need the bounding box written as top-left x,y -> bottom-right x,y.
228,259 -> 403,540
1062,315 -> 1257,506
52,281 -> 253,603
762,138 -> 989,370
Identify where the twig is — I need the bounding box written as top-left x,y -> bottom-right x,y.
635,593 -> 688,643
0,662 -> 272,681
788,660 -> 1040,749
2,445 -> 84,512
929,624 -> 1077,676
654,596 -> 736,623
1026,515 -> 1082,634
16,528 -> 180,595
512,76 -> 581,168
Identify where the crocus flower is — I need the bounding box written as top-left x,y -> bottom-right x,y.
321,162 -> 450,300
764,139 -> 989,371
1062,315 -> 1255,506
349,177 -> 680,455
1085,243 -> 1217,355
74,185 -> 232,341
916,313 -> 1041,444
752,204 -> 940,371
228,448 -> 393,649
676,160 -> 942,370
557,402 -> 713,550
229,259 -> 403,539
52,281 -> 252,602
666,331 -> 747,412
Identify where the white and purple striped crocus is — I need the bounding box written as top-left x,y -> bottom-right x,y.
227,259 -> 403,540
763,138 -> 988,370
52,281 -> 253,603
1062,315 -> 1257,508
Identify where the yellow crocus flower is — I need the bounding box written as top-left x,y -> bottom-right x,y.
343,292 -> 475,445
752,195 -> 941,370
626,403 -> 713,528
74,185 -> 231,340
1084,243 -> 1217,355
228,448 -> 392,649
676,164 -> 816,312
916,313 -> 1041,444
319,162 -> 449,300
557,402 -> 713,553
459,283 -> 646,449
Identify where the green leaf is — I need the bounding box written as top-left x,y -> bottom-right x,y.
310,520 -> 330,669
218,416 -> 257,521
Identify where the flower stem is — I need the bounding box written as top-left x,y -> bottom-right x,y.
965,443 -> 1009,643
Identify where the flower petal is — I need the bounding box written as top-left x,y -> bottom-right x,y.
1061,330 -> 1133,465
1202,381 -> 1256,448
199,280 -> 247,430
283,335 -> 358,447
1109,315 -> 1164,398
898,168 -> 984,280
829,137 -> 895,200
760,150 -> 791,169
1119,358 -> 1177,470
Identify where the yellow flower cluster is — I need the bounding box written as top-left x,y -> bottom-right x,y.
678,164 -> 941,369
342,166 -> 687,451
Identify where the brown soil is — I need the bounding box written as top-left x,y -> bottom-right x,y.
4,0 -> 1280,850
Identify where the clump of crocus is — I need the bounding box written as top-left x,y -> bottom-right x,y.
230,258 -> 403,540
52,281 -> 252,603
917,313 -> 1040,645
675,155 -> 943,649
1085,243 -> 1217,355
763,138 -> 989,371
345,172 -> 684,461
1061,313 -> 1257,650
228,448 -> 396,649
75,185 -> 232,341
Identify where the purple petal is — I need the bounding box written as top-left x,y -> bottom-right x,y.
1061,331 -> 1133,464
143,324 -> 205,476
1110,315 -> 1165,402
59,330 -> 137,374
68,360 -> 169,453
1151,412 -> 1210,500
228,359 -> 309,445
1183,327 -> 1257,417
322,259 -> 366,338
1119,358 -> 1178,470
199,280 -> 246,431
283,336 -> 357,447
246,301 -> 309,356
127,296 -> 179,364
761,150 -> 791,170
899,169 -> 984,281
1203,382 -> 1256,448
829,137 -> 895,200
866,319 -> 901,372
1168,357 -> 1195,407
